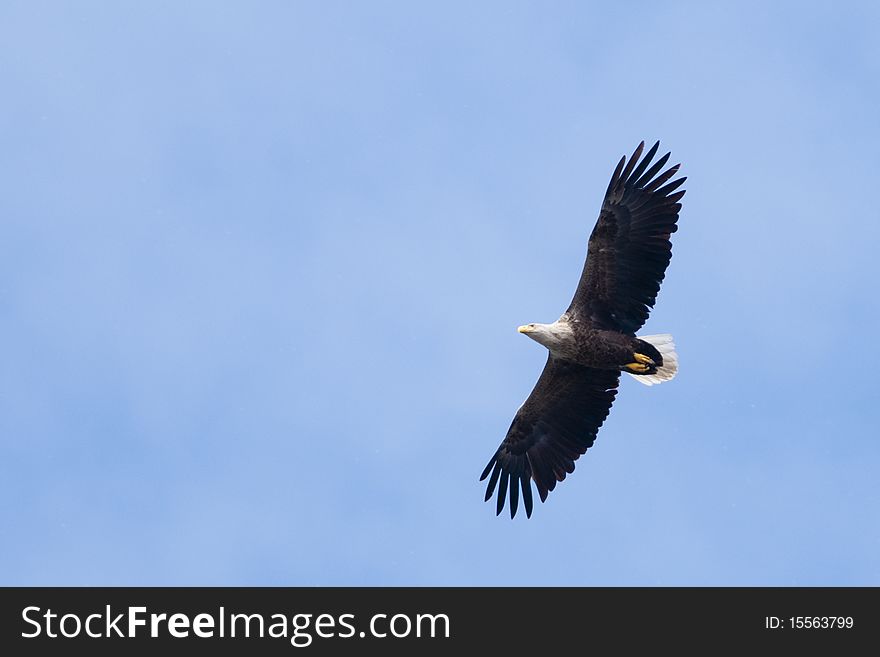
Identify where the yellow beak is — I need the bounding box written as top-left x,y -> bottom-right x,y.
517,325 -> 531,334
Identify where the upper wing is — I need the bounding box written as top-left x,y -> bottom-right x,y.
480,356 -> 620,518
566,141 -> 686,335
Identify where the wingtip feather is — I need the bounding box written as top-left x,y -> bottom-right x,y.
496,471 -> 509,516
509,478 -> 520,518
522,477 -> 533,518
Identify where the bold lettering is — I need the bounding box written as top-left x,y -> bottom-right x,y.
167,613 -> 189,638
128,606 -> 146,637
150,613 -> 167,637
193,613 -> 214,638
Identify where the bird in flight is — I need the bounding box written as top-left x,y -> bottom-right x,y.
481,141 -> 685,518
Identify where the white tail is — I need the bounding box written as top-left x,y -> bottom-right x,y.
627,333 -> 678,386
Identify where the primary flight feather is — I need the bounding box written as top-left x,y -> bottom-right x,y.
481,140 -> 686,518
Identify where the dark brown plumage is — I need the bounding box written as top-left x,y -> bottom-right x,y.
481,141 -> 686,518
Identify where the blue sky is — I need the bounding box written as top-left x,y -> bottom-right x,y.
2,1 -> 878,585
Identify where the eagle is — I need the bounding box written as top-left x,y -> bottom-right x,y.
481,140 -> 685,518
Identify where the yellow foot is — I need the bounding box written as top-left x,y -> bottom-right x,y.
625,362 -> 651,373
633,353 -> 655,365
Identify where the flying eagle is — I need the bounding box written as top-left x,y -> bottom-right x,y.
481,140 -> 685,518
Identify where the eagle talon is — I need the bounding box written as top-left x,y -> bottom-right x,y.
625,362 -> 651,373
633,353 -> 654,365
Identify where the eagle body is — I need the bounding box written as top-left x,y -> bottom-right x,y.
519,317 -> 663,373
481,141 -> 686,518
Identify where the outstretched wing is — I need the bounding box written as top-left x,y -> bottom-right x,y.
567,141 -> 686,335
480,356 -> 620,518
